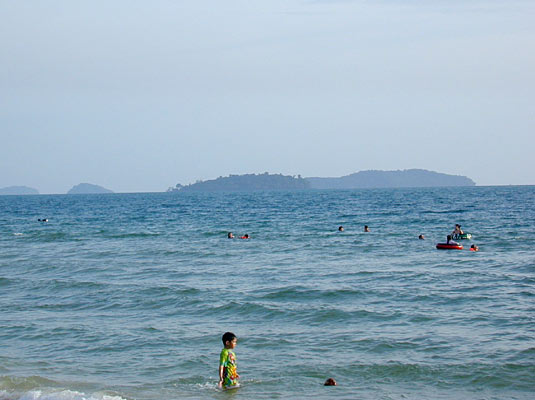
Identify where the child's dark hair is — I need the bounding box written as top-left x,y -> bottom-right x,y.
222,331 -> 237,345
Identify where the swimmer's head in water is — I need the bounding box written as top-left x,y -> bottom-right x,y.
338,226 -> 344,231
418,234 -> 425,240
324,378 -> 337,386
364,225 -> 370,232
227,232 -> 234,238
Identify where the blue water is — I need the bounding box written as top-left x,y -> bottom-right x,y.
1,186 -> 534,400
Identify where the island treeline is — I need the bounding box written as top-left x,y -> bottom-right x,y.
306,169 -> 475,189
0,186 -> 39,195
67,183 -> 114,194
168,169 -> 475,192
168,173 -> 310,192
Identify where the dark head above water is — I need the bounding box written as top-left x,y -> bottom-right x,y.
324,378 -> 337,386
38,218 -> 48,222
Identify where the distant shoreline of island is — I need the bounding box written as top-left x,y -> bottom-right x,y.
0,169 -> 482,195
0,183 -> 114,196
167,169 -> 476,193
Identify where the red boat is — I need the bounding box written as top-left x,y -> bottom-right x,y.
436,243 -> 463,250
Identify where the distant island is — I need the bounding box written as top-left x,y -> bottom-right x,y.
168,169 -> 475,192
0,186 -> 39,195
168,173 -> 310,192
67,183 -> 114,194
306,169 -> 475,189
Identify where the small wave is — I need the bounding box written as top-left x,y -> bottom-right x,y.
103,232 -> 161,239
0,390 -> 128,400
23,232 -> 69,242
342,361 -> 535,389
0,277 -> 12,287
253,286 -> 365,301
421,209 -> 469,214
0,377 -> 130,400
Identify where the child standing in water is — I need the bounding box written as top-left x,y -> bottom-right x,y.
219,332 -> 239,389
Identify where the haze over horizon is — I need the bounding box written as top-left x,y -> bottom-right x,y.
2,0 -> 534,194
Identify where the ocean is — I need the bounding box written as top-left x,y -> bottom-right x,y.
1,186 -> 534,400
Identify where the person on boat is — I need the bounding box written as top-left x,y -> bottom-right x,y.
364,225 -> 370,232
451,224 -> 463,235
338,226 -> 344,232
446,235 -> 459,245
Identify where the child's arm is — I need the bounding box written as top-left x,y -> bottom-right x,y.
218,365 -> 224,387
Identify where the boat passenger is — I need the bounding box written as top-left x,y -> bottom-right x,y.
451,224 -> 464,235
446,235 -> 459,245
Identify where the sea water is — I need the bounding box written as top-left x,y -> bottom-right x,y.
1,186 -> 534,400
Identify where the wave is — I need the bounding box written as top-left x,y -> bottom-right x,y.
420,209 -> 470,214
344,361 -> 535,390
0,390 -> 128,400
252,286 -> 366,301
0,277 -> 12,287
101,232 -> 161,239
0,377 -> 129,400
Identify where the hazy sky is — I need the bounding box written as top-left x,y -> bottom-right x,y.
1,0 -> 534,193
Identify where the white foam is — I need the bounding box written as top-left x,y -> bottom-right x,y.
0,390 -> 127,400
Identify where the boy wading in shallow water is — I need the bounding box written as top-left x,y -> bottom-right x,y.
219,332 -> 240,389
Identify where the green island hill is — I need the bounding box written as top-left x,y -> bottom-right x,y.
0,186 -> 39,195
167,169 -> 475,192
67,183 -> 114,194
306,169 -> 475,189
168,173 -> 310,192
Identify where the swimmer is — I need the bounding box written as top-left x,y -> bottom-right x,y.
470,244 -> 479,252
324,378 -> 337,386
38,218 -> 48,222
364,225 -> 370,232
418,234 -> 425,240
240,234 -> 249,239
227,232 -> 234,239
338,226 -> 344,232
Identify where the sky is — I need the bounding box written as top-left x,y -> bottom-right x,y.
1,0 -> 534,193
